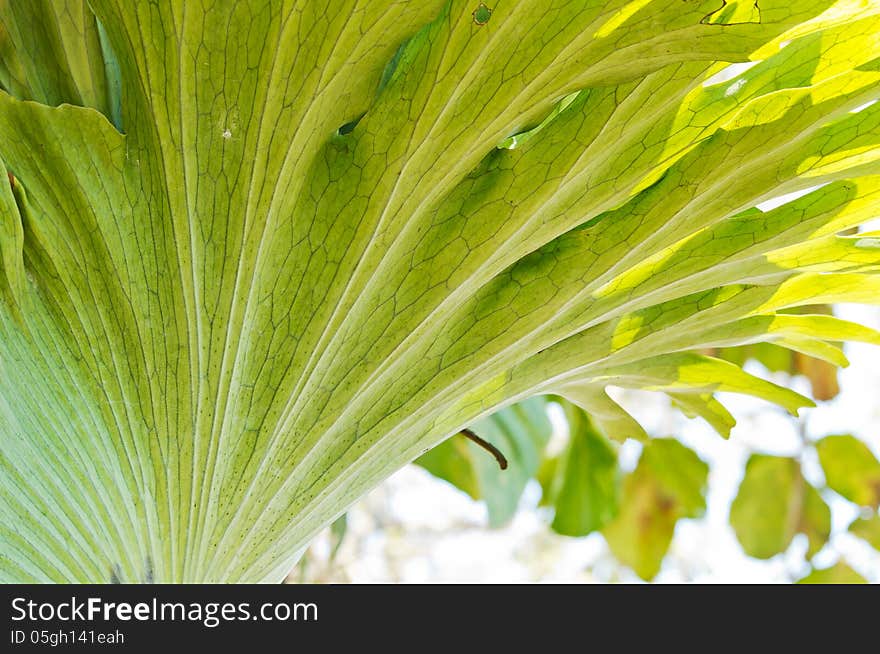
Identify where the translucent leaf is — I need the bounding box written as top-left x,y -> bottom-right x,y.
816,435 -> 880,508
559,384 -> 648,443
3,0 -> 879,582
709,304 -> 844,401
546,402 -> 620,537
730,455 -> 830,560
602,439 -> 708,580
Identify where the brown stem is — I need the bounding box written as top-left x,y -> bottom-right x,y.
461,428 -> 508,470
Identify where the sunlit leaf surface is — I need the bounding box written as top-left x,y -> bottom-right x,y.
2,0 -> 879,581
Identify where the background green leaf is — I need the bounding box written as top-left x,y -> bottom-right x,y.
729,455 -> 831,560
415,397 -> 552,527
797,560 -> 867,584
848,513 -> 880,551
816,435 -> 880,508
546,401 -> 620,537
798,483 -> 832,560
602,439 -> 708,581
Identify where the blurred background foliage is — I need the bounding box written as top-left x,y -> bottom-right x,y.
291,305 -> 880,584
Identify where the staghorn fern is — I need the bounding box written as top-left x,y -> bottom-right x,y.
1,0 -> 879,583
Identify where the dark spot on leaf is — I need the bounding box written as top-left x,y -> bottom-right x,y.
871,479 -> 880,504
338,113 -> 365,136
657,493 -> 676,513
6,172 -> 13,189
473,3 -> 492,26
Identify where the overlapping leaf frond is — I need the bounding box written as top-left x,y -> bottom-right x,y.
1,0 -> 878,582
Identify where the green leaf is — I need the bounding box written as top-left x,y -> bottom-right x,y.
3,0 -> 880,582
848,513 -> 880,551
710,304 -> 845,401
602,438 -> 708,581
329,513 -> 348,563
536,454 -> 559,509
559,384 -> 648,443
797,561 -> 868,584
799,484 -> 833,560
730,454 -> 798,560
730,455 -> 830,560
415,397 -> 552,527
415,437 -> 481,500
668,392 -> 737,439
0,0 -> 120,120
546,401 -> 620,537
816,435 -> 880,508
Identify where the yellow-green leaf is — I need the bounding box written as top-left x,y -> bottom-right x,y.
730,455 -> 830,560
799,483 -> 833,560
848,513 -> 880,551
547,402 -> 620,537
816,435 -> 880,508
602,439 -> 708,580
3,0 -> 879,583
797,561 -> 868,584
